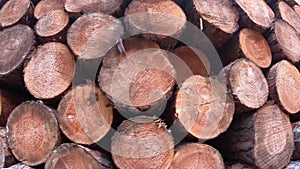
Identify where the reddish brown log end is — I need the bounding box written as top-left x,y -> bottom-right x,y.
6,101 -> 60,166
34,0 -> 64,19
111,116 -> 174,169
175,75 -> 234,139
45,143 -> 103,169
267,60 -> 300,114
170,143 -> 224,169
57,84 -> 113,145
24,42 -> 75,100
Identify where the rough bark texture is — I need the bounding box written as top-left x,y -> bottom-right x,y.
111,116 -> 174,169
125,0 -> 186,50
286,161 -> 300,169
220,28 -> 272,68
6,101 -> 60,166
293,121 -> 300,160
3,163 -> 33,169
174,75 -> 234,139
170,143 -> 224,169
267,60 -> 300,114
0,128 -> 16,167
57,84 -> 113,145
33,0 -> 64,19
185,0 -> 239,49
24,42 -> 75,100
216,103 -> 294,169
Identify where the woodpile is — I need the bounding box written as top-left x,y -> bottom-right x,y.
0,0 -> 300,168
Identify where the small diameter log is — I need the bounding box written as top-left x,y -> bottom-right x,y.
219,58 -> 268,112
24,42 -> 75,100
236,0 -> 275,32
225,163 -> 255,169
111,116 -> 174,169
45,143 -> 104,169
266,19 -> 300,64
295,5 -> 300,17
3,163 -> 33,169
0,128 -> 16,167
98,37 -> 175,115
6,101 -> 60,166
293,121 -> 300,160
0,24 -> 35,88
174,75 -> 234,139
33,0 -> 64,19
286,161 -> 300,169
125,0 -> 186,50
57,84 -> 113,145
172,46 -> 210,78
35,10 -> 69,43
217,103 -> 294,169
67,12 -> 124,59
0,0 -> 33,28
170,143 -> 224,169
185,0 -> 239,49
220,28 -> 272,68
267,60 -> 300,114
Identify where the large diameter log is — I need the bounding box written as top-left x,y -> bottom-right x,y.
0,128 -> 16,167
236,0 -> 275,32
219,58 -> 268,112
0,24 -> 35,88
6,101 -> 60,166
0,0 -> 33,28
111,116 -> 174,169
24,42 -> 75,100
174,75 -> 234,139
266,19 -> 300,64
220,28 -> 272,68
185,0 -> 239,49
98,37 -> 175,115
124,0 -> 186,50
45,143 -> 105,169
170,143 -> 224,169
57,84 -> 113,145
216,103 -> 294,169
33,0 -> 64,19
267,60 -> 300,114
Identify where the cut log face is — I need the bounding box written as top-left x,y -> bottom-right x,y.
170,143 -> 224,169
111,116 -> 174,169
33,0 -> 64,19
0,25 -> 35,87
67,12 -> 124,59
6,101 -> 60,166
0,0 -> 32,27
277,1 -> 300,35
45,143 -> 103,169
267,60 -> 300,114
175,75 -> 234,139
57,84 -> 113,145
236,0 -> 275,30
221,28 -> 272,68
98,37 -> 175,115
35,10 -> 69,42
125,0 -> 186,49
65,0 -> 123,15
24,42 -> 75,100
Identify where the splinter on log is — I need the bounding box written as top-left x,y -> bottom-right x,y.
185,0 -> 239,49
0,25 -> 35,88
0,0 -> 33,28
6,101 -> 60,166
57,84 -> 113,145
111,116 -> 174,169
0,128 -> 16,167
98,37 -> 175,115
125,0 -> 186,50
219,58 -> 268,112
174,75 -> 234,139
45,143 -> 105,169
220,28 -> 272,68
35,10 -> 69,43
292,121 -> 300,160
67,12 -> 124,59
172,46 -> 210,78
170,143 -> 224,169
267,60 -> 300,114
215,103 -> 294,169
34,0 -> 64,19
266,19 -> 300,64
295,5 -> 300,17
24,42 -> 75,100
236,0 -> 274,32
